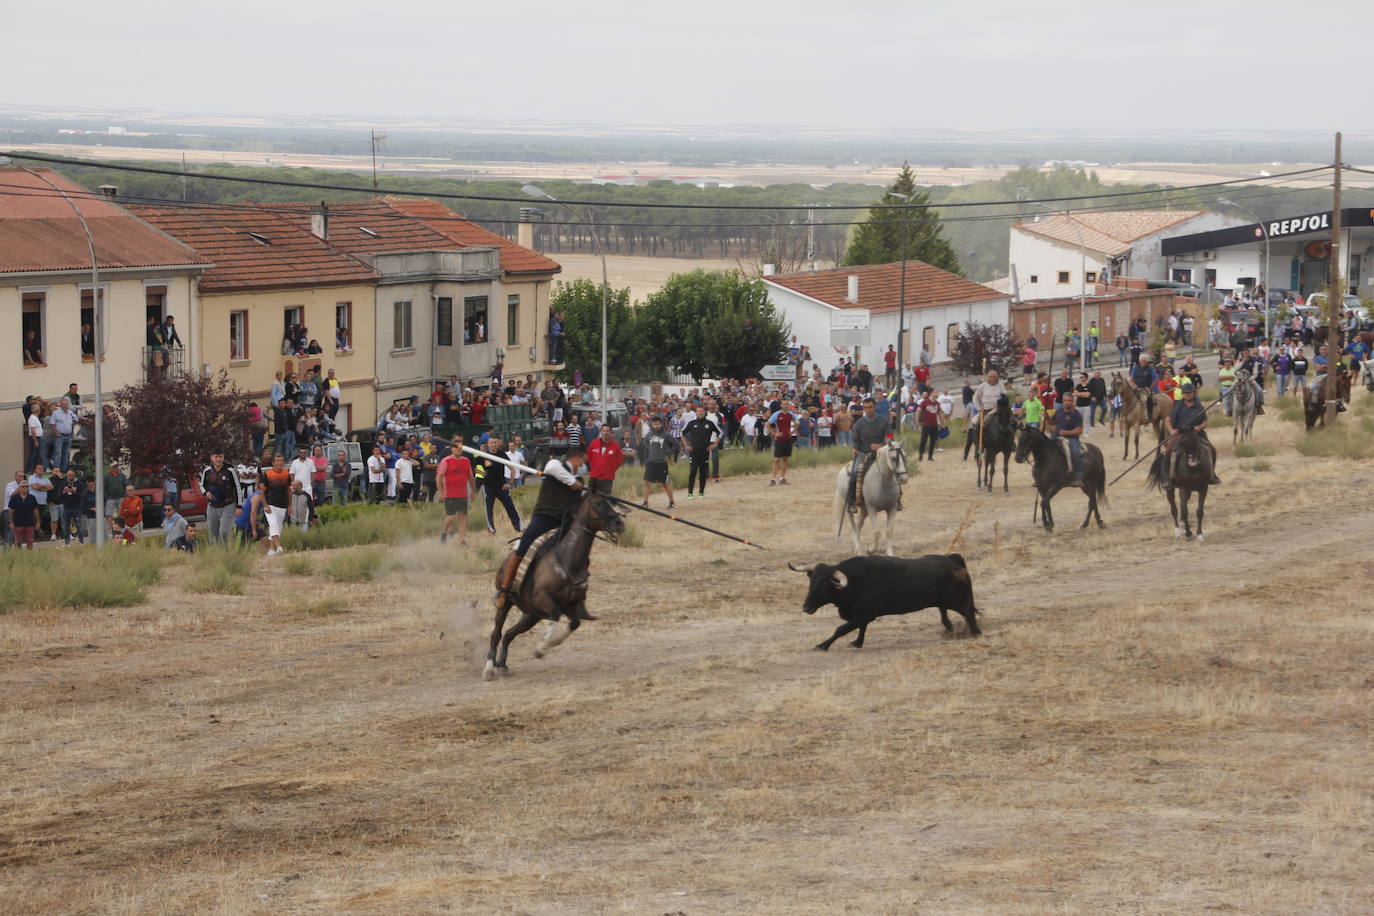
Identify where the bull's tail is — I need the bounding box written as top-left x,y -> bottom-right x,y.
947,552 -> 966,568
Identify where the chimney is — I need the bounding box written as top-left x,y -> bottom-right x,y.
518,206 -> 543,250
97,185 -> 118,199
762,263 -> 776,277
846,275 -> 859,303
309,201 -> 329,240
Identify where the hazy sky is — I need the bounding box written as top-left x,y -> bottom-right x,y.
4,0 -> 1367,130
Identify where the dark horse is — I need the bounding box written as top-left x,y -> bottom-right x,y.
484,492 -> 625,680
963,396 -> 1017,492
1146,428 -> 1210,540
1013,426 -> 1107,532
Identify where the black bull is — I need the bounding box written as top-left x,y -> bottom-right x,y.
788,554 -> 980,650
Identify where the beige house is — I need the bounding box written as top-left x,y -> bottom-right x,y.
130,203 -> 381,431
0,168 -> 207,474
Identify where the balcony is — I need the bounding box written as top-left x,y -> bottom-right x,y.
141,346 -> 187,382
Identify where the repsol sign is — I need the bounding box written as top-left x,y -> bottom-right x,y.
1268,212 -> 1330,239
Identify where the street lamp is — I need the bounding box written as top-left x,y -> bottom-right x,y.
1218,197 -> 1272,342
889,191 -> 914,384
19,164 -> 107,546
523,184 -> 608,409
1032,203 -> 1089,371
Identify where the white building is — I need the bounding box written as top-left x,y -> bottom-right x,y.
1009,210 -> 1249,300
763,261 -> 1009,370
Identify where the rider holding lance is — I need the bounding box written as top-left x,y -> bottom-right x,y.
493,448 -> 588,613
1130,355 -> 1158,421
1163,382 -> 1222,487
848,397 -> 888,511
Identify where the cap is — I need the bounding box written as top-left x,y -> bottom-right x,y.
1180,381 -> 1196,392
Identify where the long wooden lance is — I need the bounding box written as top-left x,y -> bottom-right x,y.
1107,390 -> 1226,487
457,445 -> 767,549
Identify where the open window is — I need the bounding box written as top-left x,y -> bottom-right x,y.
230,310 -> 249,360
335,302 -> 352,351
464,296 -> 489,344
22,291 -> 45,366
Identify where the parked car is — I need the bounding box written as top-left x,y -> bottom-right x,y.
569,401 -> 630,437
129,471 -> 208,529
1304,293 -> 1367,320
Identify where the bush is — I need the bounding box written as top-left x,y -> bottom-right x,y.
1244,460 -> 1272,472
284,503 -> 442,551
1232,442 -> 1275,458
0,546 -> 166,612
305,595 -> 349,616
183,545 -> 254,595
615,521 -> 646,549
1294,421 -> 1374,459
324,549 -> 384,582
1210,413 -> 1233,428
283,554 -> 313,576
184,567 -> 245,595
1278,402 -> 1306,425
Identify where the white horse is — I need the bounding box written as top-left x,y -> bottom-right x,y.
833,441 -> 910,556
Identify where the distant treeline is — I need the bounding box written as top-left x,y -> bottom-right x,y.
40,158 -> 1374,283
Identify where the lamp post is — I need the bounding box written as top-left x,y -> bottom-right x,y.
523,184 -> 608,409
22,166 -> 106,546
1033,203 -> 1089,371
1217,197 -> 1272,343
889,191 -> 914,382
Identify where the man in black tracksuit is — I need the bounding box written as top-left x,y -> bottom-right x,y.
681,406 -> 720,498
476,435 -> 522,536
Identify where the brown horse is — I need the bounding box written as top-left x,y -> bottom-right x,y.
483,492 -> 625,680
1110,372 -> 1165,459
1301,372 -> 1352,430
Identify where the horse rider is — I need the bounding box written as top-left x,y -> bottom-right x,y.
1130,355 -> 1158,421
492,446 -> 588,613
848,397 -> 888,512
1051,389 -> 1084,485
1163,382 -> 1221,486
969,370 -> 1009,433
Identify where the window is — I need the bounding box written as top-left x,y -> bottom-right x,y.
1057,271 -> 1071,284
22,292 -> 45,366
393,300 -> 413,350
335,302 -> 352,350
229,310 -> 249,360
436,297 -> 453,347
1084,271 -> 1098,284
507,294 -> 520,346
146,285 -> 166,327
464,295 -> 489,344
79,288 -> 102,361
1029,274 -> 1039,284
946,322 -> 959,357
1172,268 -> 1193,285
922,326 -> 935,357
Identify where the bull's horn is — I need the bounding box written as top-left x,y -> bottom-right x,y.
831,570 -> 848,589
788,561 -> 818,573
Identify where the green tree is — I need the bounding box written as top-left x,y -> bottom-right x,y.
638,270 -> 789,381
548,278 -> 642,384
842,165 -> 960,273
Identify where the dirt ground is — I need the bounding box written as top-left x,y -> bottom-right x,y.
2,404 -> 1371,914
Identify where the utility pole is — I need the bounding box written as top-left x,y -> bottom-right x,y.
1325,131 -> 1343,427
806,205 -> 816,272
370,130 -> 386,189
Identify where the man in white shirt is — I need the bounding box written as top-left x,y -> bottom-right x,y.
366,446 -> 387,503
505,436 -> 528,487
48,398 -> 77,473
289,447 -> 315,493
27,464 -> 55,541
26,407 -> 43,472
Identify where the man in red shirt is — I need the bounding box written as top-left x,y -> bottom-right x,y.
469,396 -> 488,426
436,437 -> 474,545
586,424 -> 624,495
883,345 -> 898,389
916,391 -> 941,461
913,363 -> 931,393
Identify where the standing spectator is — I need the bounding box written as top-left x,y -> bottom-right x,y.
7,481 -> 38,549
162,502 -> 188,549
395,448 -> 417,504
916,390 -> 941,461
1087,370 -> 1108,428
269,372 -> 285,410
330,447 -> 352,505
260,453 -> 292,556
476,435 -> 522,536
1074,373 -> 1093,433
27,464 -> 54,541
883,345 -> 898,390
1115,331 -> 1129,367
961,381 -> 974,414
505,435 -> 528,489
47,397 -> 76,473
437,439 -> 473,545
3,471 -> 22,546
766,400 -> 800,487
586,424 -> 624,495
1086,322 -> 1099,369
200,450 -> 237,545
681,405 -> 720,499
1065,328 -> 1081,373
548,310 -> 565,363
1022,344 -> 1037,380
247,402 -> 267,456
118,484 -> 143,534
101,463 -> 129,535
309,445 -> 328,506
639,416 -> 679,509
366,445 -> 387,503
26,400 -> 44,472
289,446 -> 314,500
56,469 -> 86,546
288,480 -> 312,530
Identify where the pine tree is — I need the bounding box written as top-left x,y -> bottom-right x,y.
841,165 -> 961,274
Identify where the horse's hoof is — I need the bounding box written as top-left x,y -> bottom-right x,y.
532,647 -> 545,659
1097,521 -> 1106,529
497,665 -> 511,678
482,660 -> 496,681
1196,534 -> 1205,542
1174,527 -> 1182,538
1185,532 -> 1194,540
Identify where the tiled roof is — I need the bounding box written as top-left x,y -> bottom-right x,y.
381,197 -> 561,275
766,261 -> 1003,313
1014,210 -> 1204,256
129,204 -> 378,292
0,168 -> 207,274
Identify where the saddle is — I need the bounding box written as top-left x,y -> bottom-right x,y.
511,530 -> 560,593
851,452 -> 876,513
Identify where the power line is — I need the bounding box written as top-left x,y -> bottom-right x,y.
1,149 -> 1333,212
0,176 -> 1323,232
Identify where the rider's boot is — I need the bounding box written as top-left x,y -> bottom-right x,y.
1208,445 -> 1221,485
493,551 -> 519,610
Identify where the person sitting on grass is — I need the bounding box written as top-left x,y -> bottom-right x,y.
162,502 -> 188,549
171,522 -> 198,553
111,516 -> 137,546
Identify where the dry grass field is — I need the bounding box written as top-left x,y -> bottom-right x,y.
2,402 -> 1372,914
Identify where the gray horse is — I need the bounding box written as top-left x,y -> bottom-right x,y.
1231,367 -> 1257,443
833,440 -> 910,556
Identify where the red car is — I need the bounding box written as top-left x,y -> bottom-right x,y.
129,471 -> 208,529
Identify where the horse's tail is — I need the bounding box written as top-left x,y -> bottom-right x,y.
1144,451 -> 1165,493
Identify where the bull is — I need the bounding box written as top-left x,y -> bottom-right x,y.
787,554 -> 980,650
